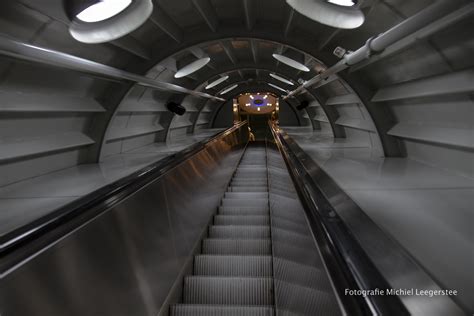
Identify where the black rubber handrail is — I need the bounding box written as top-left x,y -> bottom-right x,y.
270,123 -> 409,316
0,122 -> 248,266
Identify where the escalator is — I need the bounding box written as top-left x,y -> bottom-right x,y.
171,143 -> 340,315
0,123 -> 464,316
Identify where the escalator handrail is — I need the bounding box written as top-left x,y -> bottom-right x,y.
0,122 -> 248,263
269,124 -> 410,316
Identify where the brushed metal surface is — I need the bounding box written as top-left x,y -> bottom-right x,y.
0,126 -> 248,316
273,127 -> 467,315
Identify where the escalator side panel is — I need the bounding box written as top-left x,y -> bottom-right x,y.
266,146 -> 342,316
0,130 -> 247,316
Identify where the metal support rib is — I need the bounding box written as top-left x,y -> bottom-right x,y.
0,35 -> 225,101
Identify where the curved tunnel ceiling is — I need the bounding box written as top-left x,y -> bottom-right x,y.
106,35 -> 381,157
0,0 -> 472,180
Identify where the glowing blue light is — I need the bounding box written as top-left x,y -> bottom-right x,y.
252,96 -> 267,107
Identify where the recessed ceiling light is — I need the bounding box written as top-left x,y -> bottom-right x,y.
270,73 -> 294,86
272,54 -> 310,72
76,0 -> 132,22
268,83 -> 289,93
175,57 -> 211,78
205,75 -> 229,89
328,0 -> 356,6
220,84 -> 239,95
286,0 -> 364,29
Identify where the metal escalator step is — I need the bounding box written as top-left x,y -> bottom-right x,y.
219,206 -> 268,215
273,257 -> 331,291
235,170 -> 267,175
231,178 -> 267,183
271,209 -> 307,224
228,186 -> 268,192
272,228 -> 315,249
209,225 -> 270,239
170,305 -> 274,316
230,183 -> 268,188
183,276 -> 273,305
273,241 -> 322,267
232,177 -> 267,181
274,280 -> 340,316
272,216 -> 308,233
214,215 -> 270,226
202,239 -> 271,255
237,166 -> 267,169
194,255 -> 272,277
224,192 -> 268,199
232,178 -> 267,182
221,199 -> 268,207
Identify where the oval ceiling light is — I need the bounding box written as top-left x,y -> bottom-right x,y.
286,0 -> 364,29
328,0 -> 355,6
205,75 -> 229,89
175,57 -> 211,79
270,73 -> 294,86
219,84 -> 239,95
272,54 -> 310,72
67,0 -> 153,44
76,0 -> 132,22
268,83 -> 289,93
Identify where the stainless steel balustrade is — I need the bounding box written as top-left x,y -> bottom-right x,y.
0,123 -> 248,316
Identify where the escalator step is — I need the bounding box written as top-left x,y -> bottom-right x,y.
273,257 -> 332,292
274,280 -> 339,316
170,305 -> 274,316
202,239 -> 271,255
230,183 -> 268,188
214,215 -> 270,226
235,171 -> 267,175
232,177 -> 267,181
231,179 -> 268,184
232,178 -> 267,182
194,255 -> 272,277
209,225 -> 270,239
272,227 -> 316,249
272,216 -> 308,232
221,199 -> 268,207
224,192 -> 268,199
237,166 -> 267,169
218,206 -> 268,215
228,186 -> 268,192
272,241 -> 322,267
183,276 -> 273,305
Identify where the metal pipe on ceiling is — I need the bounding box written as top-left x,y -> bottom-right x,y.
0,35 -> 225,102
284,0 -> 468,99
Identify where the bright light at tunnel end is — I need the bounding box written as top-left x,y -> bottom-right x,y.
76,0 -> 132,23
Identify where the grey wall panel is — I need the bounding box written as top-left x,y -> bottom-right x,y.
0,126 -> 248,316
120,134 -> 160,153
0,150 -> 83,187
404,140 -> 474,177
